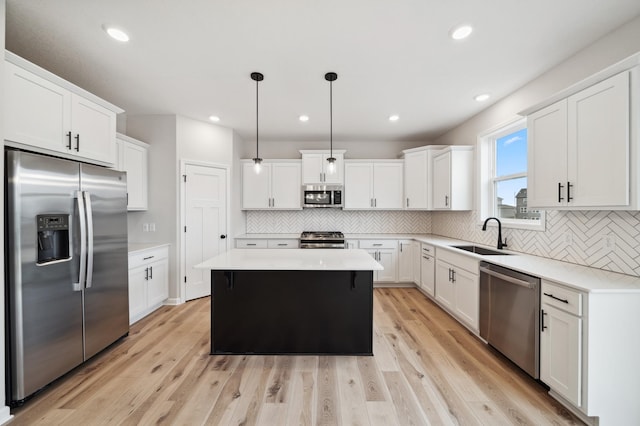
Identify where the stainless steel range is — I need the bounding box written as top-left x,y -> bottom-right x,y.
300,231 -> 345,249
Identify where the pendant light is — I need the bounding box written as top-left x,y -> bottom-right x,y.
251,72 -> 264,174
325,72 -> 338,174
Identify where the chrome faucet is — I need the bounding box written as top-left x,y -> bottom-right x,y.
482,217 -> 507,250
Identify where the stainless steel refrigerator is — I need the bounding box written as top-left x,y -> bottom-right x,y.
5,149 -> 129,405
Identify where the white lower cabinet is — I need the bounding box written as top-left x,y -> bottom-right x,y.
419,244 -> 435,296
397,240 -> 414,282
360,240 -> 398,283
434,248 -> 479,331
412,241 -> 421,285
236,239 -> 298,249
128,245 -> 169,325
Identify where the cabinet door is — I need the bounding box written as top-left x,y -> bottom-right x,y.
412,242 -> 421,284
128,264 -> 148,324
364,249 -> 379,281
397,240 -> 414,282
404,151 -> 428,209
373,163 -> 404,209
112,138 -> 125,171
453,268 -> 479,331
271,163 -> 301,209
147,259 -> 169,308
302,154 -> 324,184
344,163 -> 374,209
323,153 -> 344,184
568,71 -> 630,207
4,62 -> 72,153
376,248 -> 398,282
435,260 -> 454,310
432,152 -> 451,209
123,142 -> 148,210
420,254 -> 435,297
527,100 -> 568,208
345,240 -> 359,249
71,94 -> 116,165
540,304 -> 582,407
242,162 -> 272,209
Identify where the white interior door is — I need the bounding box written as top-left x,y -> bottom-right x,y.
184,164 -> 227,301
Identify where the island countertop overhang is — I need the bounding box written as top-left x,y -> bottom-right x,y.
195,248 -> 384,271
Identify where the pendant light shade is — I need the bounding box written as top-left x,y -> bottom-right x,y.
251,72 -> 264,174
325,72 -> 338,174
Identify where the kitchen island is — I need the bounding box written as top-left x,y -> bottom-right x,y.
195,249 -> 382,355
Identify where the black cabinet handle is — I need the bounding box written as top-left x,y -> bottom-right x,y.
74,134 -> 80,151
451,269 -> 456,283
558,182 -> 564,202
144,267 -> 149,280
543,292 -> 569,304
541,309 -> 548,331
567,181 -> 573,202
351,271 -> 357,290
149,266 -> 153,279
224,271 -> 234,289
143,256 -> 154,260
66,132 -> 72,150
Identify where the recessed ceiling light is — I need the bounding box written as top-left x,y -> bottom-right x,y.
104,26 -> 130,42
209,115 -> 220,122
450,25 -> 473,40
389,115 -> 399,122
474,93 -> 490,102
299,115 -> 309,122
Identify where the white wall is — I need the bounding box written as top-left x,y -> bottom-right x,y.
433,15 -> 640,147
126,115 -> 179,298
0,0 -> 10,423
126,115 -> 239,301
241,139 -> 428,160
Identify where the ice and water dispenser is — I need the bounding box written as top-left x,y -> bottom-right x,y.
36,214 -> 71,265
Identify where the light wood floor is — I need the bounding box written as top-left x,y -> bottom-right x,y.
10,288 -> 583,425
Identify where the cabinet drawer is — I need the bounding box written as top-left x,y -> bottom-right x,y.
359,240 -> 397,249
436,247 -> 478,275
421,243 -> 435,256
236,239 -> 268,249
541,280 -> 583,316
267,239 -> 299,249
129,246 -> 169,269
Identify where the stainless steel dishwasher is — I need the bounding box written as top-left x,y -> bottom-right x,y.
479,262 -> 540,379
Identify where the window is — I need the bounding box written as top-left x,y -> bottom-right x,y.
478,118 -> 545,231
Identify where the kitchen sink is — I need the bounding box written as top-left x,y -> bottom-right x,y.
451,245 -> 511,256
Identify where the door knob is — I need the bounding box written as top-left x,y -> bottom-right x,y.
220,235 -> 227,239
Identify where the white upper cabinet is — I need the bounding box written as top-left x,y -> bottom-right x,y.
115,133 -> 149,211
4,52 -> 122,166
344,160 -> 404,210
242,160 -> 301,210
523,62 -> 640,210
432,146 -> 474,211
300,150 -> 345,184
402,146 -> 443,210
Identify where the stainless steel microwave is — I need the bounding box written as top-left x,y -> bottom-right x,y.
302,185 -> 343,208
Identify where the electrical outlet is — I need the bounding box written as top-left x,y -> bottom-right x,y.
143,223 -> 149,232
602,234 -> 615,252
149,223 -> 156,232
564,232 -> 573,245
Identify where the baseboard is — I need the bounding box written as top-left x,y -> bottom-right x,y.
164,298 -> 182,306
0,406 -> 12,425
548,390 -> 597,426
374,282 -> 416,288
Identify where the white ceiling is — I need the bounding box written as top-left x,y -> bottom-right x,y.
6,1 -> 640,142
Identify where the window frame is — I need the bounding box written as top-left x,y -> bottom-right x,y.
477,117 -> 545,231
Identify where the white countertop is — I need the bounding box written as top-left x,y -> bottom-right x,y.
195,248 -> 384,271
235,233 -> 301,239
232,233 -> 640,293
128,242 -> 170,254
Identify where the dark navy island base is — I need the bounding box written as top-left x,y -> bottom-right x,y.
210,270 -> 373,355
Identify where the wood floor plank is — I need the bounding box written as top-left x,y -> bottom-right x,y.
8,289 -> 585,426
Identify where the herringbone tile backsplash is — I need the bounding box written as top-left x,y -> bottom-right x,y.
246,210 -> 431,234
431,210 -> 640,276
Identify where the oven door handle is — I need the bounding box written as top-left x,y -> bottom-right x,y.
479,266 -> 535,289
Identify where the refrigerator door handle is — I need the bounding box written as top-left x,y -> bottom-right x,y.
84,191 -> 94,288
75,191 -> 87,291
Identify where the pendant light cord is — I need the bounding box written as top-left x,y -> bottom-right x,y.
330,79 -> 333,158
256,77 -> 259,159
